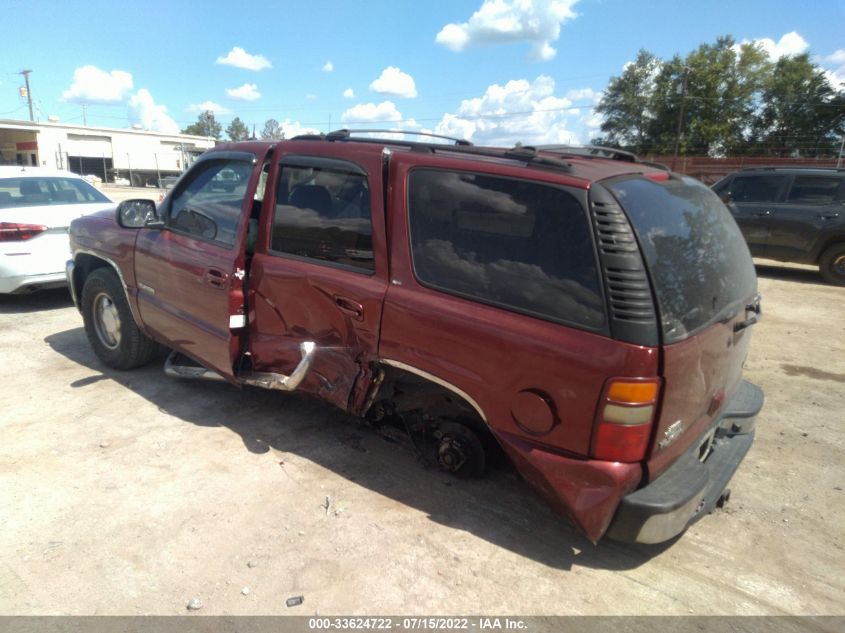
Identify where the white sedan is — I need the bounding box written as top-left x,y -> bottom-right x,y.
0,167 -> 115,294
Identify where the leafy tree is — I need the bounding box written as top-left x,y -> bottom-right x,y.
594,50 -> 662,152
260,118 -> 284,140
182,111 -> 222,139
226,117 -> 250,141
749,54 -> 845,156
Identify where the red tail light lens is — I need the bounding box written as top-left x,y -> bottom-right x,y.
591,377 -> 662,462
0,222 -> 48,241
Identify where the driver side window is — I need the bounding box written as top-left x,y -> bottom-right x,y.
168,159 -> 252,246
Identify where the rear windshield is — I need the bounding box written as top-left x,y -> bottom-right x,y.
0,176 -> 110,208
608,176 -> 757,343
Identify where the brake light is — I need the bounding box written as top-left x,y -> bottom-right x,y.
0,222 -> 48,241
591,377 -> 661,463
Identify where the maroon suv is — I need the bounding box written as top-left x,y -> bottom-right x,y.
66,132 -> 763,544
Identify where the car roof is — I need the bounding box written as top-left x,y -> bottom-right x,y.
211,137 -> 669,186
0,166 -> 89,179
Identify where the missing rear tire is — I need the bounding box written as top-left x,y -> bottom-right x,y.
436,422 -> 486,478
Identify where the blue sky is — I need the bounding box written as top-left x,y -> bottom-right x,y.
2,0 -> 844,145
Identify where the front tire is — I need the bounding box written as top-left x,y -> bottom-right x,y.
81,268 -> 157,369
819,243 -> 845,286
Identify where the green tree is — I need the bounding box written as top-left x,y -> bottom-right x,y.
749,54 -> 845,156
594,50 -> 662,152
226,117 -> 250,141
647,37 -> 770,156
260,118 -> 284,140
182,111 -> 222,139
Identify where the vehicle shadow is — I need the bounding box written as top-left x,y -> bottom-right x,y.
0,288 -> 74,314
754,263 -> 826,286
45,326 -> 674,572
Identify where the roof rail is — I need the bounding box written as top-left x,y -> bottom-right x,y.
322,128 -> 472,146
290,131 -> 573,174
537,144 -> 670,171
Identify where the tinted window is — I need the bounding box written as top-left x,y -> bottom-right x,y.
610,176 -> 757,343
787,176 -> 843,204
408,169 -> 604,330
167,159 -> 252,246
271,161 -> 373,272
727,175 -> 787,203
0,176 -> 110,208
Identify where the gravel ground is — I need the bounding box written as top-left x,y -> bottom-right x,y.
0,259 -> 843,615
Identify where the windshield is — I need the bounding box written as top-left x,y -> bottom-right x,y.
609,175 -> 757,343
0,176 -> 111,208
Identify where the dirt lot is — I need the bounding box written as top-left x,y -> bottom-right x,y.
0,260 -> 843,616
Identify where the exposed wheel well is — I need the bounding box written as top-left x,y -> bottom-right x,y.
367,364 -> 508,467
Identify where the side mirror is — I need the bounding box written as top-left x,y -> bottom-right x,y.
116,199 -> 164,229
719,191 -> 734,204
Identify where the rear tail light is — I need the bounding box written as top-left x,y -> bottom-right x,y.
591,377 -> 662,463
0,222 -> 48,242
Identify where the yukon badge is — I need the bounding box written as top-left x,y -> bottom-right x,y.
659,420 -> 685,449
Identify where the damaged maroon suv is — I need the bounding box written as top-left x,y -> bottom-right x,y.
66,131 -> 763,544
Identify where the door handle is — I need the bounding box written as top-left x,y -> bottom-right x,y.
204,268 -> 228,288
751,210 -> 771,217
334,296 -> 364,320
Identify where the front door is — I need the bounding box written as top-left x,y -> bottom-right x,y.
134,151 -> 263,381
248,146 -> 389,411
724,173 -> 789,256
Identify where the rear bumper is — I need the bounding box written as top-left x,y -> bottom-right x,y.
605,379 -> 764,543
0,270 -> 67,294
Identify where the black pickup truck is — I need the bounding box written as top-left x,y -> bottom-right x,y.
713,167 -> 845,284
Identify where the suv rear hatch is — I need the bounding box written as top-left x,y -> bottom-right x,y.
605,174 -> 759,479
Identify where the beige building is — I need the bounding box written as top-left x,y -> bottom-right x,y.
0,119 -> 215,186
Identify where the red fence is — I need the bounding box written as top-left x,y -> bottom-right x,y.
643,155 -> 842,184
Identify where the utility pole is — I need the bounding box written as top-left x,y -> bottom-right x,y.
838,134 -> 844,169
671,66 -> 689,171
82,104 -> 87,126
19,70 -> 34,121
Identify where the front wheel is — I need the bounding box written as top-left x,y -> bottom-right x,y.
819,243 -> 845,286
80,268 -> 158,369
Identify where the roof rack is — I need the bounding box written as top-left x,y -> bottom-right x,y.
294,128 -> 472,146
291,130 -> 574,174
536,144 -> 670,171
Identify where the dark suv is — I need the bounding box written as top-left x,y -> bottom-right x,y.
713,167 -> 845,284
66,133 -> 764,544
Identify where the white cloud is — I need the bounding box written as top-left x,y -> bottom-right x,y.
226,83 -> 261,101
186,101 -> 231,115
435,0 -> 579,61
216,46 -> 272,71
369,66 -> 418,98
821,49 -> 845,88
342,101 -> 404,124
322,61 -> 334,72
278,119 -> 320,138
738,31 -> 809,61
434,75 -> 584,146
127,89 -> 179,134
62,65 -> 133,104
343,88 -> 355,99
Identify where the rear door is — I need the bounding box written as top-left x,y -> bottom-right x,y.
134,150 -> 266,381
721,173 -> 789,256
766,174 -> 845,261
247,145 -> 389,411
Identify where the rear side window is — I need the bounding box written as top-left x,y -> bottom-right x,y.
271,161 -> 373,272
407,169 -> 605,330
609,176 -> 757,343
725,175 -> 787,203
787,176 -> 844,204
